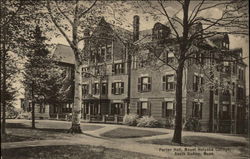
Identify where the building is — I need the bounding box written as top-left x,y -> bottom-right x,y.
50,16 -> 246,133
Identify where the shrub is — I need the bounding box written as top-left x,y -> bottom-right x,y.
123,114 -> 139,126
183,117 -> 201,132
164,117 -> 175,129
136,116 -> 162,128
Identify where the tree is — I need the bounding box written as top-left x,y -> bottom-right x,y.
45,0 -> 102,133
0,0 -> 32,135
135,0 -> 248,144
23,25 -> 66,128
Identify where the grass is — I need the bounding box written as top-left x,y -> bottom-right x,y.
101,127 -> 166,138
139,136 -> 248,147
2,122 -> 104,143
2,145 -> 164,159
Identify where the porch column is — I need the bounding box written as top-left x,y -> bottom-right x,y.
98,103 -> 101,115
124,103 -> 128,115
88,104 -> 91,115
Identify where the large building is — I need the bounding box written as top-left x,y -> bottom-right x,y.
48,16 -> 246,133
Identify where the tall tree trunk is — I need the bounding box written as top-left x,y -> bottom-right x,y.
1,48 -> 7,135
1,26 -> 7,135
31,82 -> 35,129
68,60 -> 82,133
172,62 -> 184,144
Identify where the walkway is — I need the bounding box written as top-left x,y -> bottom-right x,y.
1,120 -> 248,159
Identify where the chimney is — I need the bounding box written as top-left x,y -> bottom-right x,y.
133,15 -> 139,42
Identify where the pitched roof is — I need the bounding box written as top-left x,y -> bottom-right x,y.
53,44 -> 75,64
110,24 -> 133,42
134,29 -> 152,45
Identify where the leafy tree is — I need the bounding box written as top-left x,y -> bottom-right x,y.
0,0 -> 32,135
45,0 -> 103,133
134,0 -> 248,144
23,25 -> 67,128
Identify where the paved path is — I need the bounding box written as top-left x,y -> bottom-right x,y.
2,120 -> 249,159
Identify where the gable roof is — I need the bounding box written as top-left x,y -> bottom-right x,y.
53,44 -> 75,65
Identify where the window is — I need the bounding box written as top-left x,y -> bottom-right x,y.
138,77 -> 151,92
232,105 -> 235,119
162,52 -> 174,64
237,86 -> 244,99
39,104 -> 45,113
62,103 -> 72,113
100,47 -> 106,62
214,104 -> 218,119
101,83 -> 108,95
193,75 -> 203,92
220,105 -> 229,120
112,63 -> 125,74
232,63 -> 237,74
238,68 -> 244,80
193,75 -> 199,92
82,67 -> 90,78
111,82 -> 124,95
106,45 -> 112,60
92,83 -> 100,95
82,84 -> 89,95
232,83 -> 235,96
111,103 -> 124,115
223,62 -> 230,73
137,102 -> 151,116
192,102 -> 202,119
162,102 -> 175,118
163,75 -> 175,91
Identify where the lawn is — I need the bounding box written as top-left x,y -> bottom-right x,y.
2,145 -> 164,159
139,136 -> 248,147
2,121 -> 104,143
101,127 -> 166,138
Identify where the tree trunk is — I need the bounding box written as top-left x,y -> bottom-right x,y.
1,49 -> 6,135
31,82 -> 35,129
68,61 -> 82,133
172,63 -> 184,144
1,27 -> 7,135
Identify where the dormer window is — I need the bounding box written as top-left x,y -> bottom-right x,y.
152,23 -> 170,41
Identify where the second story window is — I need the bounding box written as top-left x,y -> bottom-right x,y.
111,82 -> 124,95
92,83 -> 100,95
193,74 -> 204,92
101,83 -> 108,95
106,45 -> 112,60
82,84 -> 89,95
162,75 -> 175,91
138,77 -> 151,92
112,63 -> 125,74
232,82 -> 235,96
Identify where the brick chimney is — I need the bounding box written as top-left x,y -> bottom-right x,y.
133,15 -> 139,42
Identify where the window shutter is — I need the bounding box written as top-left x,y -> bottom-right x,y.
148,102 -> 151,116
193,76 -> 195,91
121,63 -> 125,74
148,77 -> 152,91
121,104 -> 125,115
92,83 -> 95,94
162,102 -> 166,117
138,78 -> 141,92
192,102 -> 194,117
121,82 -> 124,94
112,64 -> 115,74
162,76 -> 166,91
200,103 -> 203,119
111,83 -> 115,94
137,102 -> 141,116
